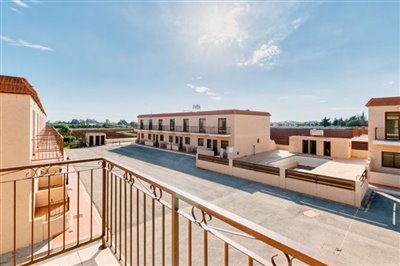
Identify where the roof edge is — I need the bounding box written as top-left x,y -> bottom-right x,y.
137,109 -> 271,118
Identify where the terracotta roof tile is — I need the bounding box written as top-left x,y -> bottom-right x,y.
0,75 -> 46,114
365,96 -> 400,107
137,109 -> 270,118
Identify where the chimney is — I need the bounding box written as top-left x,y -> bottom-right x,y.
353,127 -> 360,137
361,126 -> 367,135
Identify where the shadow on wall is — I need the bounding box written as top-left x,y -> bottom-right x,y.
109,145 -> 400,233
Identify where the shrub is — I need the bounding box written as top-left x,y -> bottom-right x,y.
63,135 -> 76,143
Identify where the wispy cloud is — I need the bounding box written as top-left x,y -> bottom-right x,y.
187,83 -> 222,101
12,0 -> 29,8
9,7 -> 23,15
238,41 -> 281,67
0,35 -> 53,51
168,3 -> 315,69
383,80 -> 394,86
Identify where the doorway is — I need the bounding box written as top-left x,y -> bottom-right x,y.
212,140 -> 218,155
324,141 -> 331,156
302,140 -> 309,154
89,136 -> 94,146
100,135 -> 105,145
95,135 -> 100,146
310,140 -> 317,155
179,137 -> 183,150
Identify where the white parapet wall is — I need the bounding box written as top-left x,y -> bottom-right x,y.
196,154 -> 368,207
369,171 -> 400,188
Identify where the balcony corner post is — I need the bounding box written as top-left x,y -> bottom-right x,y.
171,195 -> 179,265
99,159 -> 107,250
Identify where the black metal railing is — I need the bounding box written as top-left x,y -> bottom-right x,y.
139,125 -> 231,135
375,127 -> 400,141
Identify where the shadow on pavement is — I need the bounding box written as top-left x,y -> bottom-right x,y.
109,145 -> 400,233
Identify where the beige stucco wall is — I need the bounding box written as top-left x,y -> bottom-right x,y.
289,136 -> 351,159
0,93 -> 47,254
196,157 -> 367,207
138,113 -> 275,159
367,105 -> 400,177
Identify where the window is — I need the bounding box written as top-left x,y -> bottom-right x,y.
199,118 -> 206,133
149,119 -> 153,130
207,139 -> 212,149
175,136 -> 179,144
183,119 -> 189,132
382,152 -> 400,168
141,133 -> 144,138
170,119 -> 175,131
140,120 -> 144,129
160,135 -> 164,141
169,136 -> 173,143
185,137 -> 190,145
221,140 -> 229,149
257,138 -> 260,143
158,119 -> 163,130
198,138 -> 204,146
148,134 -> 151,139
218,118 -> 227,134
386,112 -> 400,140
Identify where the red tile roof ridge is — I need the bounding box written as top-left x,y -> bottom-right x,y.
0,75 -> 46,114
137,109 -> 271,118
365,96 -> 400,107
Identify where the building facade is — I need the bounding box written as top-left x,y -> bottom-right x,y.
366,96 -> 400,187
0,75 -> 68,254
137,109 -> 276,159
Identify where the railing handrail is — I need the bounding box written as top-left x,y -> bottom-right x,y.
0,157 -> 339,265
103,157 -> 337,265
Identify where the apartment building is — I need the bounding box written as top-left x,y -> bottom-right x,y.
0,75 -> 68,254
366,96 -> 400,187
137,109 -> 276,159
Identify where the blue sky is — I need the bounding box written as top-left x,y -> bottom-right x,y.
1,1 -> 399,122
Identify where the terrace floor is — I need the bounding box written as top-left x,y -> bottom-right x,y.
65,144 -> 400,266
37,240 -> 117,266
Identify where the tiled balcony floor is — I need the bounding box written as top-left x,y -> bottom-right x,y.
37,241 -> 118,266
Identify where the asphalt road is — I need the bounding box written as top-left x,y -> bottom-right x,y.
66,144 -> 400,266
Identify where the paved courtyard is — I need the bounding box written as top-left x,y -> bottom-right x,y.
66,144 -> 400,266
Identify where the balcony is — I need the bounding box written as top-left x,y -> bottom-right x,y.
139,125 -> 231,135
373,127 -> 400,146
0,158 -> 334,266
32,126 -> 64,162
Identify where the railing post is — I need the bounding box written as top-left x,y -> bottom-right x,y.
171,195 -> 179,265
99,159 -> 107,250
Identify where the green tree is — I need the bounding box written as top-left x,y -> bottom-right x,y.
58,124 -> 71,135
320,117 -> 331,127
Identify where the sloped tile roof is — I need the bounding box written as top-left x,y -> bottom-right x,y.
137,109 -> 270,118
0,75 -> 46,114
365,96 -> 400,107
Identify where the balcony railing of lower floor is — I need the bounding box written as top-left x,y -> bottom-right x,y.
0,158 -> 336,266
32,126 -> 64,162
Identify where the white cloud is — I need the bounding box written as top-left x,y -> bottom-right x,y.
9,7 -> 23,14
383,80 -> 394,86
186,83 -> 222,101
168,3 -> 315,68
0,35 -> 53,51
12,0 -> 29,8
238,42 -> 281,66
